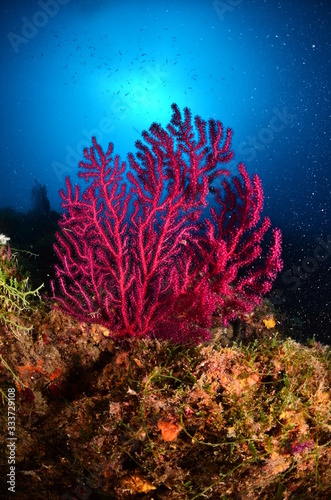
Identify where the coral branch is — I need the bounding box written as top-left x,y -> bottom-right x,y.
51,104 -> 282,343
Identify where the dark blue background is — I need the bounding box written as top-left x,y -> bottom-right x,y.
0,0 -> 330,341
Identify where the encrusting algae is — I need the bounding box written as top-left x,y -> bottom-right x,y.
0,237 -> 330,499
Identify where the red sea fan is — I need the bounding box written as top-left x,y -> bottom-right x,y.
51,104 -> 282,343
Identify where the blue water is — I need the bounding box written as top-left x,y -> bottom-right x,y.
0,0 -> 330,341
